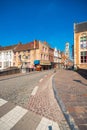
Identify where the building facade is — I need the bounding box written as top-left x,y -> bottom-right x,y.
0,45 -> 17,70
34,41 -> 51,70
54,48 -> 58,68
49,47 -> 54,69
0,40 -> 64,72
74,22 -> 87,69
58,50 -> 62,69
61,52 -> 67,69
14,40 -> 51,71
14,41 -> 39,71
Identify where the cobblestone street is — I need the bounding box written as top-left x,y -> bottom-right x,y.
28,72 -> 70,130
54,70 -> 87,130
1,69 -> 87,130
0,70 -> 70,130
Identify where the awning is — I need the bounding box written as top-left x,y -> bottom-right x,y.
34,60 -> 40,65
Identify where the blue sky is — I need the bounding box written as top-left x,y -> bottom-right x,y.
0,0 -> 87,53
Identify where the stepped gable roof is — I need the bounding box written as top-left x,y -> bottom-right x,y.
14,42 -> 34,52
0,44 -> 17,51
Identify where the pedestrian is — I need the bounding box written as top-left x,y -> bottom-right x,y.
54,68 -> 56,73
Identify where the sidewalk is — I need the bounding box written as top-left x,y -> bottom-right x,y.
53,69 -> 87,130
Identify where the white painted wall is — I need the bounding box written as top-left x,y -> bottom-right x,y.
0,50 -> 14,70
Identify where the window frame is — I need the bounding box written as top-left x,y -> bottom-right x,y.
80,51 -> 87,63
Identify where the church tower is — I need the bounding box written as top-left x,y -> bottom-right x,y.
65,42 -> 70,59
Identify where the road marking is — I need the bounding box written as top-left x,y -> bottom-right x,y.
0,106 -> 28,130
31,86 -> 39,96
0,98 -> 8,107
39,78 -> 43,82
36,117 -> 60,130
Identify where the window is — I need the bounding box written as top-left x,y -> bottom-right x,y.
4,61 -> 9,68
80,51 -> 87,63
41,54 -> 43,59
14,52 -> 16,55
13,62 -> 15,66
28,55 -> 30,59
42,47 -> 44,51
19,55 -> 21,60
14,55 -> 16,60
46,55 -> 48,60
0,52 -> 1,60
0,62 -> 2,68
44,54 -> 45,59
28,50 -> 30,53
26,56 -> 28,59
80,33 -> 87,49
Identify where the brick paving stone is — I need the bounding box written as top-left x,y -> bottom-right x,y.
54,70 -> 87,130
28,73 -> 70,130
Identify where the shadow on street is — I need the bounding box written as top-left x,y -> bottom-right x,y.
73,79 -> 87,86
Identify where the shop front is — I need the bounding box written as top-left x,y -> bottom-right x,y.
40,60 -> 51,70
34,60 -> 41,71
34,60 -> 51,70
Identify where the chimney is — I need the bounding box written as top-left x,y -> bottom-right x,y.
34,40 -> 37,49
44,41 -> 47,45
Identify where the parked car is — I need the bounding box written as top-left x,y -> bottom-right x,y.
36,65 -> 42,71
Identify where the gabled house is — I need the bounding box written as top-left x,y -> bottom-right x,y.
34,41 -> 51,70
14,40 -> 39,71
0,45 -> 17,70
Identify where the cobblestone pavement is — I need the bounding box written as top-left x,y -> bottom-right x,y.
28,72 -> 70,130
0,70 -> 70,130
54,69 -> 87,130
0,70 -> 53,108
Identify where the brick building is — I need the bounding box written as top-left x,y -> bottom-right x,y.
74,21 -> 87,69
14,40 -> 39,71
34,41 -> 51,70
49,47 -> 54,69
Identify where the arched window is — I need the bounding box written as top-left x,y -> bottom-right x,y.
80,33 -> 87,49
80,33 -> 87,63
81,51 -> 87,63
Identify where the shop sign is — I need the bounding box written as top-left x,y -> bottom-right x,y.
40,60 -> 51,65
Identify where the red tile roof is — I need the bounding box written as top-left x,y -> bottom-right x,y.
14,40 -> 39,52
14,42 -> 35,52
0,45 -> 17,51
0,40 -> 39,52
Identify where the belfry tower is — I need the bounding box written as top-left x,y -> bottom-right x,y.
65,42 -> 70,59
